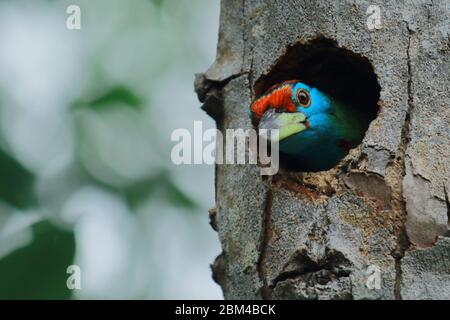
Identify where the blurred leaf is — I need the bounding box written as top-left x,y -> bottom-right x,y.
123,173 -> 198,211
165,180 -> 198,210
0,221 -> 76,300
150,0 -> 164,9
72,85 -> 143,111
124,178 -> 159,209
72,154 -> 199,212
0,148 -> 36,209
90,86 -> 142,109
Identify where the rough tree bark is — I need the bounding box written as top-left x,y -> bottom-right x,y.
195,0 -> 449,300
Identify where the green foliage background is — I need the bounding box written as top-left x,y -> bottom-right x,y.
0,0 -> 220,299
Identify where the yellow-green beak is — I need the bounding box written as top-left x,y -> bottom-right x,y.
258,109 -> 308,142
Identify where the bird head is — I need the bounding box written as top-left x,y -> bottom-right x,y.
250,81 -> 333,142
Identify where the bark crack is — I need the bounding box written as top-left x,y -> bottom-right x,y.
195,72 -> 248,123
257,187 -> 273,300
241,0 -> 247,71
271,259 -> 351,290
195,72 -> 248,102
243,0 -> 254,100
393,22 -> 415,300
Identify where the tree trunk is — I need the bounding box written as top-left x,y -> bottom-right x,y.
195,0 -> 450,300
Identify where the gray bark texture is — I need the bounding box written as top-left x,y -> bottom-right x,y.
195,0 -> 450,300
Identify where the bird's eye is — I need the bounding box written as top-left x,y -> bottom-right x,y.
296,89 -> 311,107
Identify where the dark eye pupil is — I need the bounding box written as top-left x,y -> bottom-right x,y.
297,90 -> 309,105
300,93 -> 307,102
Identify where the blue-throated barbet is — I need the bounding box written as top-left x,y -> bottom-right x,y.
250,80 -> 372,172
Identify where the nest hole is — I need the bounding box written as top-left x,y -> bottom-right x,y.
254,37 -> 381,172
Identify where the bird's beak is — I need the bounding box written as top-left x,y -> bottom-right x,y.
258,109 -> 308,142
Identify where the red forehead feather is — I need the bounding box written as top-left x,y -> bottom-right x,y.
250,81 -> 298,119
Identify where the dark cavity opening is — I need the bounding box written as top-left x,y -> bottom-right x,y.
253,37 -> 381,172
